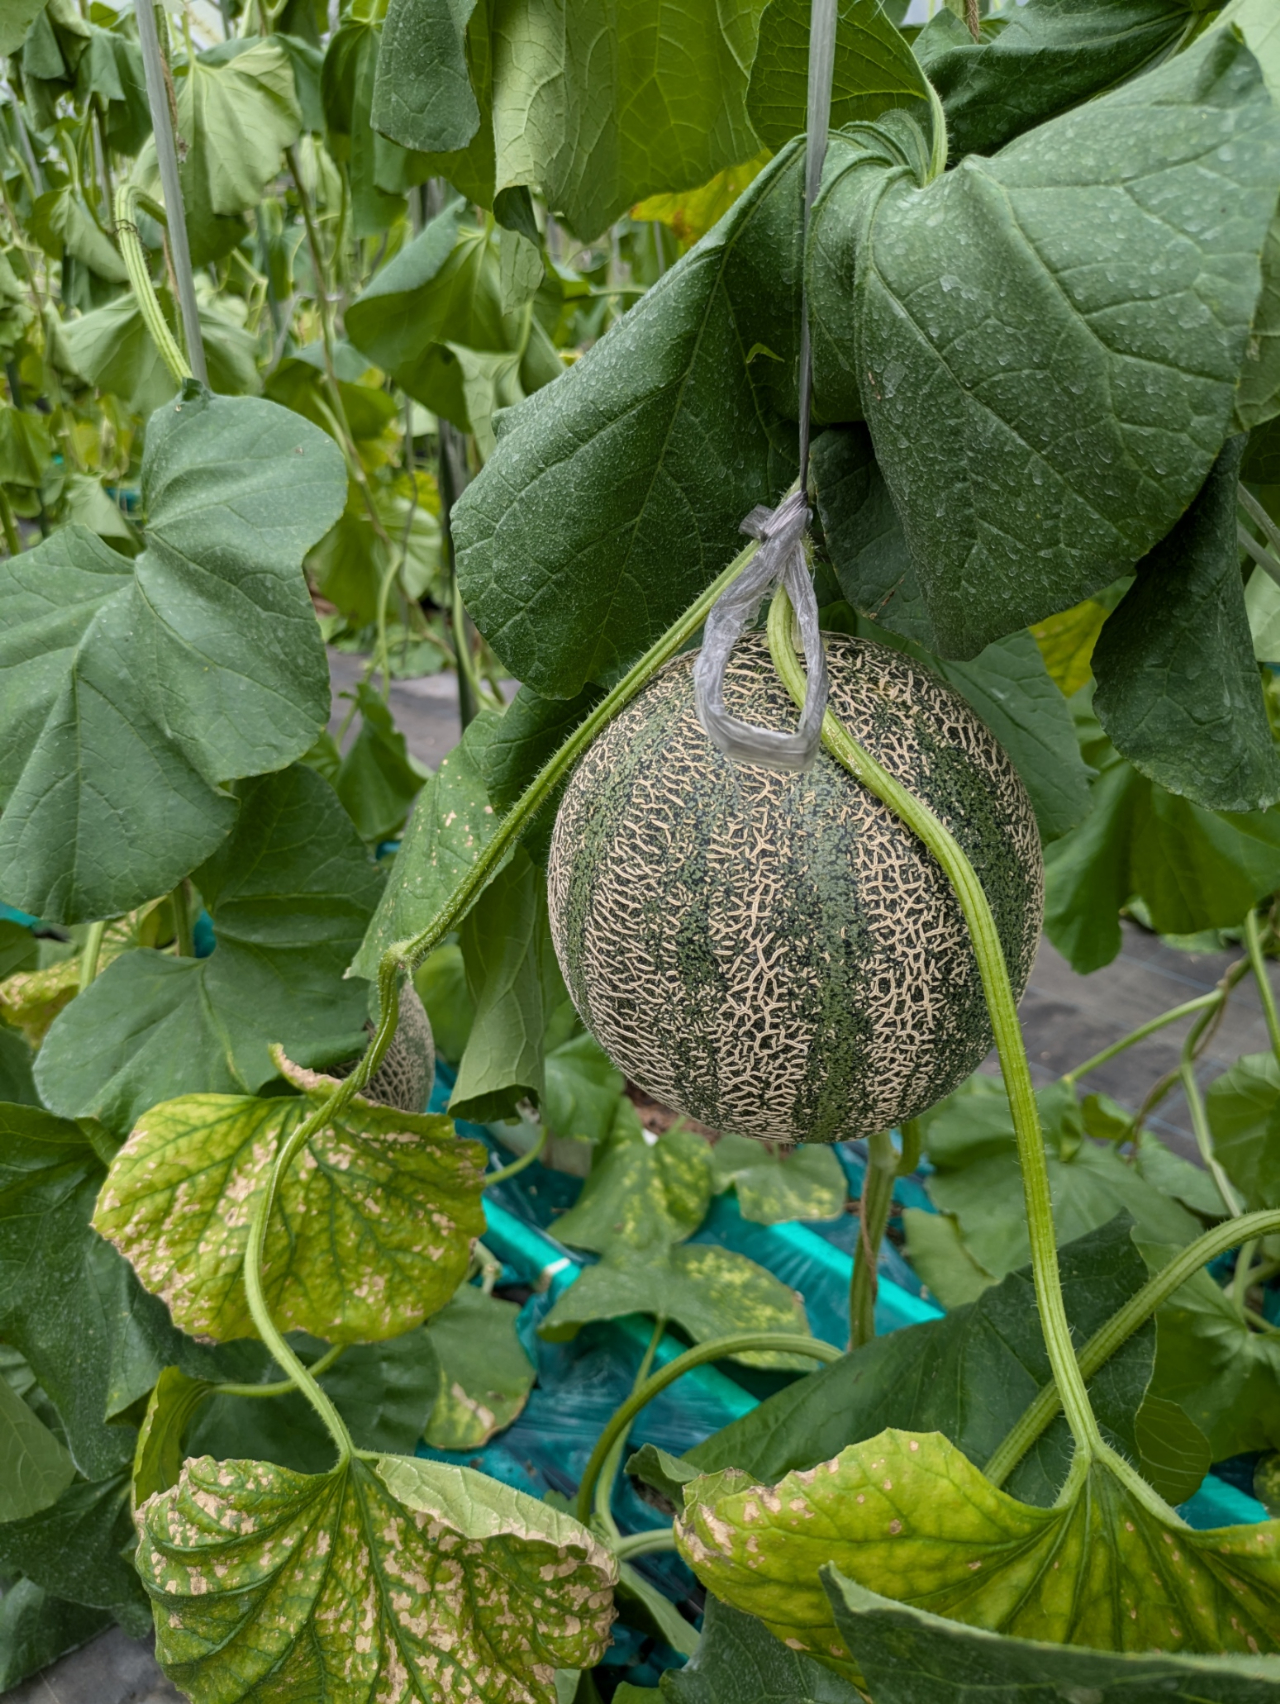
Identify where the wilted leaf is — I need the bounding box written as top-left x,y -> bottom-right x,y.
138,1452 -> 617,1702
677,1430 -> 1280,1674
423,1282 -> 534,1450
0,390 -> 346,924
93,1050 -> 487,1343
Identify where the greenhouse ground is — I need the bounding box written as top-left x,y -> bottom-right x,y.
6,659 -> 1275,1704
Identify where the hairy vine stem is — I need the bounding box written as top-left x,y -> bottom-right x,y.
574,1332 -> 841,1527
765,588 -> 1183,1520
984,1207 -> 1280,1486
113,183 -> 189,384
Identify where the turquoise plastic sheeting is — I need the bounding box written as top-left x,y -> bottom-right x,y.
1179,1473 -> 1270,1531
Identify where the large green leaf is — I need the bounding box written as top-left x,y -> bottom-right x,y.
1093,437 -> 1280,812
920,1079 -> 1200,1286
676,1430 -> 1280,1674
76,23 -> 150,155
93,1054 -> 487,1343
352,709 -> 504,980
35,765 -> 383,1134
422,1282 -> 535,1451
1224,0 -> 1280,430
918,0 -> 1200,161
371,0 -> 765,240
64,288 -> 261,415
453,144 -> 803,696
0,1469 -> 148,1632
0,1104 -> 209,1481
373,0 -> 478,155
683,1215 -> 1161,1509
810,28 -> 1280,657
824,1573 -> 1280,1704
175,38 -> 302,262
1206,1053 -> 1280,1211
138,1453 -> 617,1701
0,390 -> 346,924
449,848 -> 564,1122
709,1134 -> 846,1225
0,0 -> 48,57
0,1370 -> 74,1522
663,1592 -> 861,1704
0,1578 -> 112,1693
746,0 -> 927,151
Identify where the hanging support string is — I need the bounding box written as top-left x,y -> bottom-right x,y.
693,0 -> 838,772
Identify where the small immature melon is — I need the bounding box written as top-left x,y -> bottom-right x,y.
547,634 -> 1042,1145
332,983 -> 436,1114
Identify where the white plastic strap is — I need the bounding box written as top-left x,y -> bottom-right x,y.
693,0 -> 838,772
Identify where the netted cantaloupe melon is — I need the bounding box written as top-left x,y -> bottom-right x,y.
547,633 -> 1043,1144
332,983 -> 435,1114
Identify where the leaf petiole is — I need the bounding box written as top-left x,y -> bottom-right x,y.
849,1129 -> 896,1350
484,1124 -> 548,1188
1245,907 -> 1280,1065
215,1341 -> 346,1400
1061,990 -> 1219,1085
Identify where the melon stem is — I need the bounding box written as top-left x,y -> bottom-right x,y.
765,588 -> 1107,1462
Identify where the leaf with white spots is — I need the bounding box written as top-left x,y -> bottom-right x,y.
422,1284 -> 534,1452
675,1429 -> 1280,1679
138,1451 -> 618,1703
709,1135 -> 846,1226
93,1051 -> 488,1344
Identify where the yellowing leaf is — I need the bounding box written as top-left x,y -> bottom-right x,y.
93,1051 -> 487,1343
676,1430 -> 1280,1678
138,1452 -> 617,1703
632,148 -> 771,250
0,901 -> 171,1046
423,1284 -> 535,1452
1029,600 -> 1109,697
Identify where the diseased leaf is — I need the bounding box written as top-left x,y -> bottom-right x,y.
352,709 -> 504,981
663,1592 -> 861,1704
93,1051 -> 487,1343
138,1453 -> 617,1702
553,1100 -> 713,1254
1205,1053 -> 1280,1212
0,1103 -> 209,1481
423,1282 -> 534,1450
710,1134 -> 846,1225
686,1216 -> 1157,1512
453,145 -> 804,697
0,1469 -> 148,1632
1093,437 -> 1280,812
1,899 -> 175,1047
677,1430 -> 1280,1674
824,1573 -> 1280,1704
918,0 -> 1199,161
540,1244 -> 815,1371
0,1370 -> 75,1522
746,0 -> 927,152
36,764 -> 383,1136
0,390 -> 346,924
812,28 -> 1280,657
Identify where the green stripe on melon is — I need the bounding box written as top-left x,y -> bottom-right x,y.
547,634 -> 1042,1145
